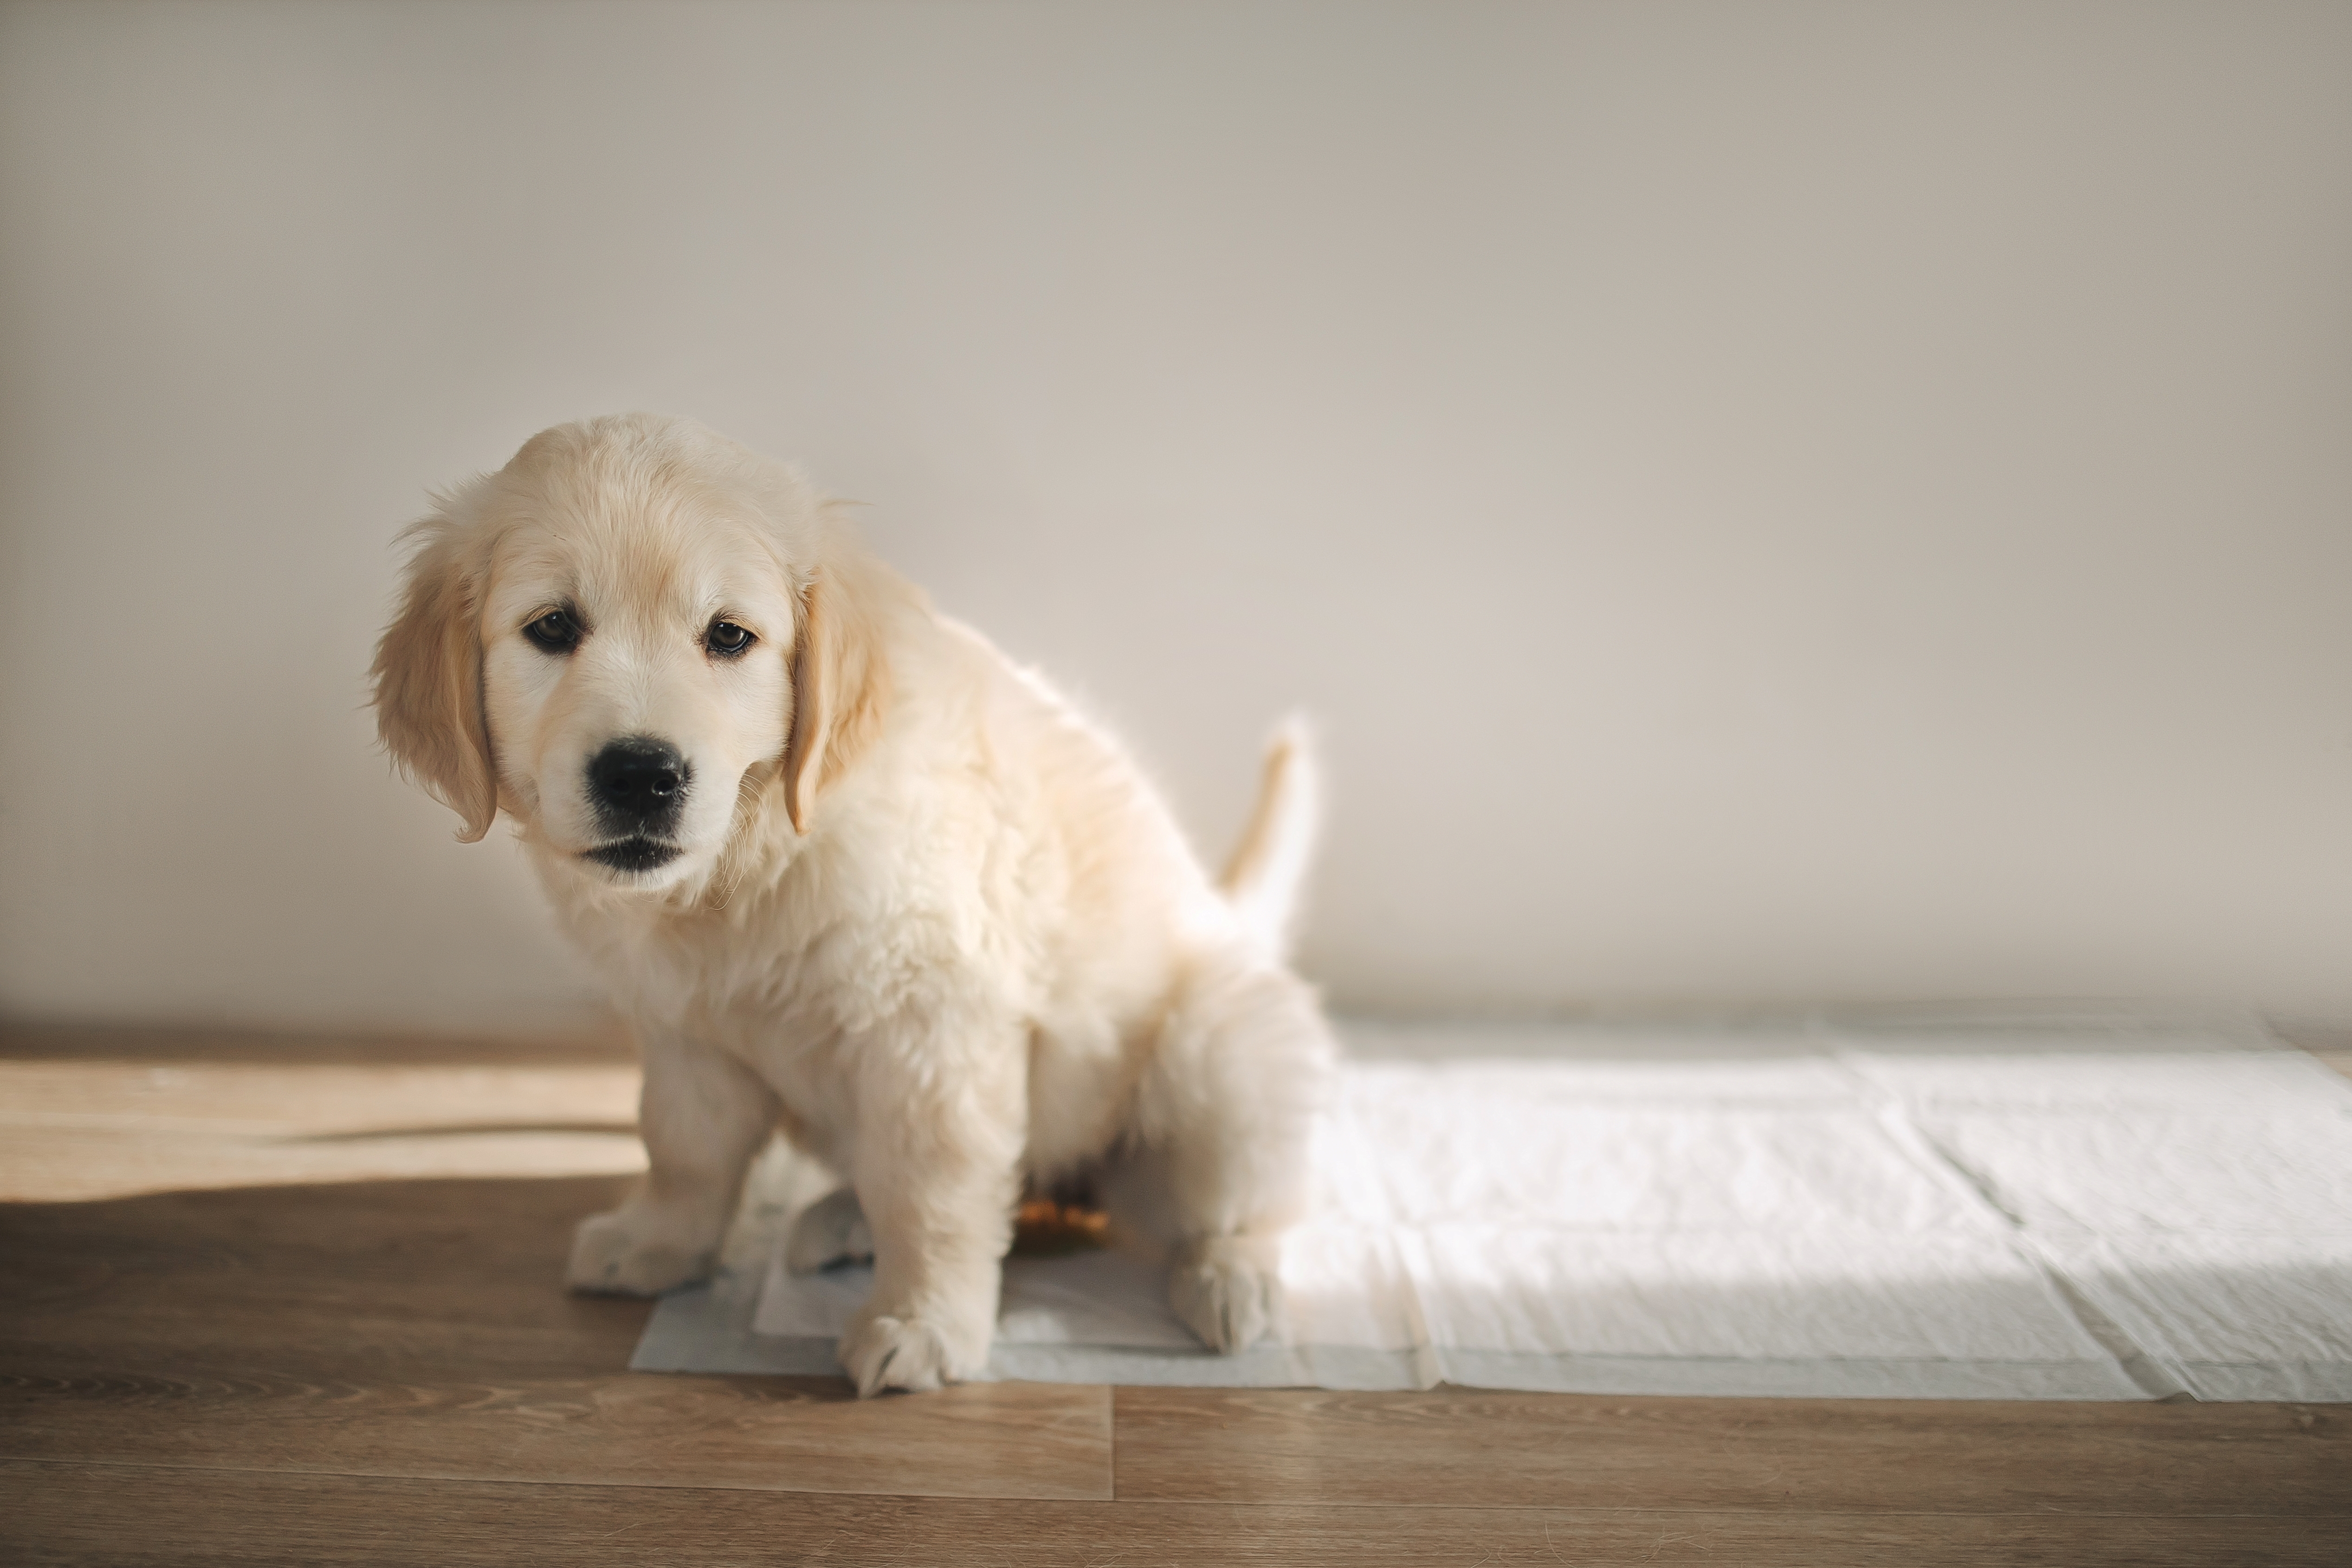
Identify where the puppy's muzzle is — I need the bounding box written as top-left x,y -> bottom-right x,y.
585,737 -> 689,871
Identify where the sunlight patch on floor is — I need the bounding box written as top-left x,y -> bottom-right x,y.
0,1060 -> 646,1200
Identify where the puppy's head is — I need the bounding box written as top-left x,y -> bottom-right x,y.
371,413 -> 886,894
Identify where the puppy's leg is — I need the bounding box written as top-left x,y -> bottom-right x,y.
1127,952 -> 1335,1353
568,1033 -> 776,1296
835,1012 -> 1024,1397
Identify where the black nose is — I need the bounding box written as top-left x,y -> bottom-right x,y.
587,738 -> 689,831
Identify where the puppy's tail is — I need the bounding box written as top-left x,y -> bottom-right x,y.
1217,716 -> 1321,961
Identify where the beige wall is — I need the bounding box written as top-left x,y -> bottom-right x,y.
2,0 -> 2346,1031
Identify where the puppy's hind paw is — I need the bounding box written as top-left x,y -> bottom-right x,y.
1168,1235 -> 1282,1354
565,1208 -> 712,1297
839,1313 -> 962,1398
785,1187 -> 874,1274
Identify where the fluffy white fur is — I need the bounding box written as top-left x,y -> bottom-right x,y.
371,413 -> 1336,1395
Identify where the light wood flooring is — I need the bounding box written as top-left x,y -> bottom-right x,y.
3,1021 -> 2346,1565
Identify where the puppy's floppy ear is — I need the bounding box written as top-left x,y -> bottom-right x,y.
782,558 -> 891,835
371,517 -> 499,843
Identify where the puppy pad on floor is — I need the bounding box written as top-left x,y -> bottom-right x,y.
631,1013 -> 2352,1400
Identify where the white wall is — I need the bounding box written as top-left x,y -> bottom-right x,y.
2,0 -> 2347,1031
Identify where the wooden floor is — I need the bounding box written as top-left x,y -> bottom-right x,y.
3,1023 -> 2346,1565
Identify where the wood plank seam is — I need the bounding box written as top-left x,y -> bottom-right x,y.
6,1458 -> 2344,1523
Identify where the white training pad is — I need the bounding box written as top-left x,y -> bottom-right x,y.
631,1013 -> 2352,1399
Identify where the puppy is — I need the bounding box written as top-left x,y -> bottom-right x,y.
371,413 -> 1335,1394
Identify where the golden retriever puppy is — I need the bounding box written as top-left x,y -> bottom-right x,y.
371,413 -> 1335,1394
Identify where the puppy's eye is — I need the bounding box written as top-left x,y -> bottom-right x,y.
523,609 -> 583,653
705,619 -> 755,658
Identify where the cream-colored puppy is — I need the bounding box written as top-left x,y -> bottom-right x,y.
372,413 -> 1334,1394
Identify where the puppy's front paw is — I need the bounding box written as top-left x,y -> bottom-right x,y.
566,1207 -> 713,1296
785,1187 -> 874,1274
839,1312 -> 969,1397
1168,1235 -> 1282,1354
